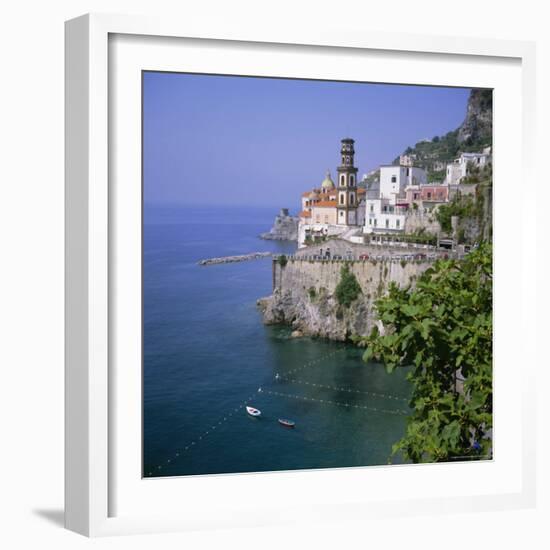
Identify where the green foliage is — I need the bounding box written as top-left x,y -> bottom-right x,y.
360,244 -> 493,463
277,254 -> 288,268
436,195 -> 476,234
308,286 -> 317,300
335,264 -> 362,308
377,231 -> 437,246
393,130 -> 461,174
462,161 -> 492,184
428,169 -> 446,183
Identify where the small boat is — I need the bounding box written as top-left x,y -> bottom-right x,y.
246,406 -> 261,417
278,418 -> 295,428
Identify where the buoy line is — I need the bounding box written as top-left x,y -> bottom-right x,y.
262,389 -> 410,416
281,348 -> 346,377
275,376 -> 410,403
145,391 -> 261,477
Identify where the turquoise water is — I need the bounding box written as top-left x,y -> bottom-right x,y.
143,205 -> 411,477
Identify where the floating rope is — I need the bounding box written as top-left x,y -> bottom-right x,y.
275,375 -> 410,403
261,388 -> 410,416
145,391 -> 261,477
281,348 -> 345,377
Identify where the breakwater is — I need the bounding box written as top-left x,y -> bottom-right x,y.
198,252 -> 272,266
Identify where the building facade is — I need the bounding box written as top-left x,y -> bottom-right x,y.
445,150 -> 492,185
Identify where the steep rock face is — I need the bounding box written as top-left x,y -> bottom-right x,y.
257,259 -> 432,341
457,89 -> 493,145
260,208 -> 299,241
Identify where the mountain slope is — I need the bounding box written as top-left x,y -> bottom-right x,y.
392,89 -> 493,180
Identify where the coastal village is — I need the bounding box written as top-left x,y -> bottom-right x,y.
294,137 -> 491,253
258,88 -> 493,340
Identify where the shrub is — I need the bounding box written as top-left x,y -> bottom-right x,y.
335,265 -> 362,307
308,286 -> 317,300
278,254 -> 288,268
361,243 -> 493,463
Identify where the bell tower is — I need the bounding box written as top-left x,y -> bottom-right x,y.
336,138 -> 359,226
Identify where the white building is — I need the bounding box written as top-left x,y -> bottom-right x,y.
379,165 -> 427,202
445,150 -> 492,185
363,165 -> 427,235
364,198 -> 407,234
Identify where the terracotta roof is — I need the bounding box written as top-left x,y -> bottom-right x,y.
313,200 -> 337,208
299,210 -> 312,218
357,188 -> 366,194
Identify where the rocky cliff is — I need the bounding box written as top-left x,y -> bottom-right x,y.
259,208 -> 299,241
258,258 -> 432,341
457,89 -> 493,145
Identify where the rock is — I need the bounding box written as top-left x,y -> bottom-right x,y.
290,330 -> 304,338
259,208 -> 298,242
457,89 -> 492,144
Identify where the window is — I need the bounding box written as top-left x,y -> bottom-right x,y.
396,219 -> 400,228
340,211 -> 344,218
369,219 -> 372,225
391,175 -> 397,183
340,175 -> 345,186
427,192 -> 432,199
374,219 -> 377,227
386,219 -> 389,228
370,204 -> 373,212
339,194 -> 345,205
324,215 -> 328,223
350,175 -> 355,186
350,194 -> 355,205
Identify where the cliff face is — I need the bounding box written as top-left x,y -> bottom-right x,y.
260,208 -> 299,241
258,258 -> 432,341
457,89 -> 493,145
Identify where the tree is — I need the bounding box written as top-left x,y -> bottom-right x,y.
335,264 -> 362,307
360,244 -> 493,463
277,254 -> 288,267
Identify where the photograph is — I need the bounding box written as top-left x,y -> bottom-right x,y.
142,72 -> 493,478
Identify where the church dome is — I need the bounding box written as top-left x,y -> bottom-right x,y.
321,170 -> 335,189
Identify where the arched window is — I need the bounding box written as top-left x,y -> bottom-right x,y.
350,194 -> 355,205
350,175 -> 355,186
339,193 -> 345,205
340,174 -> 345,186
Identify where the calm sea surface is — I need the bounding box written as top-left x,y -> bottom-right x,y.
144,205 -> 412,477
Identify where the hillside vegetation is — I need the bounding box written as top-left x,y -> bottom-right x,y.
392,89 -> 493,180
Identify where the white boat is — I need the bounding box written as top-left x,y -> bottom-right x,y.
246,406 -> 261,417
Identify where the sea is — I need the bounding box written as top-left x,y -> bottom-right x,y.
143,204 -> 412,477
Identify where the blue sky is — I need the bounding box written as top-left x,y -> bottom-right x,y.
143,72 -> 471,210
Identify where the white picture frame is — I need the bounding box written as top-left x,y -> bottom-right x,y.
65,13 -> 537,537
